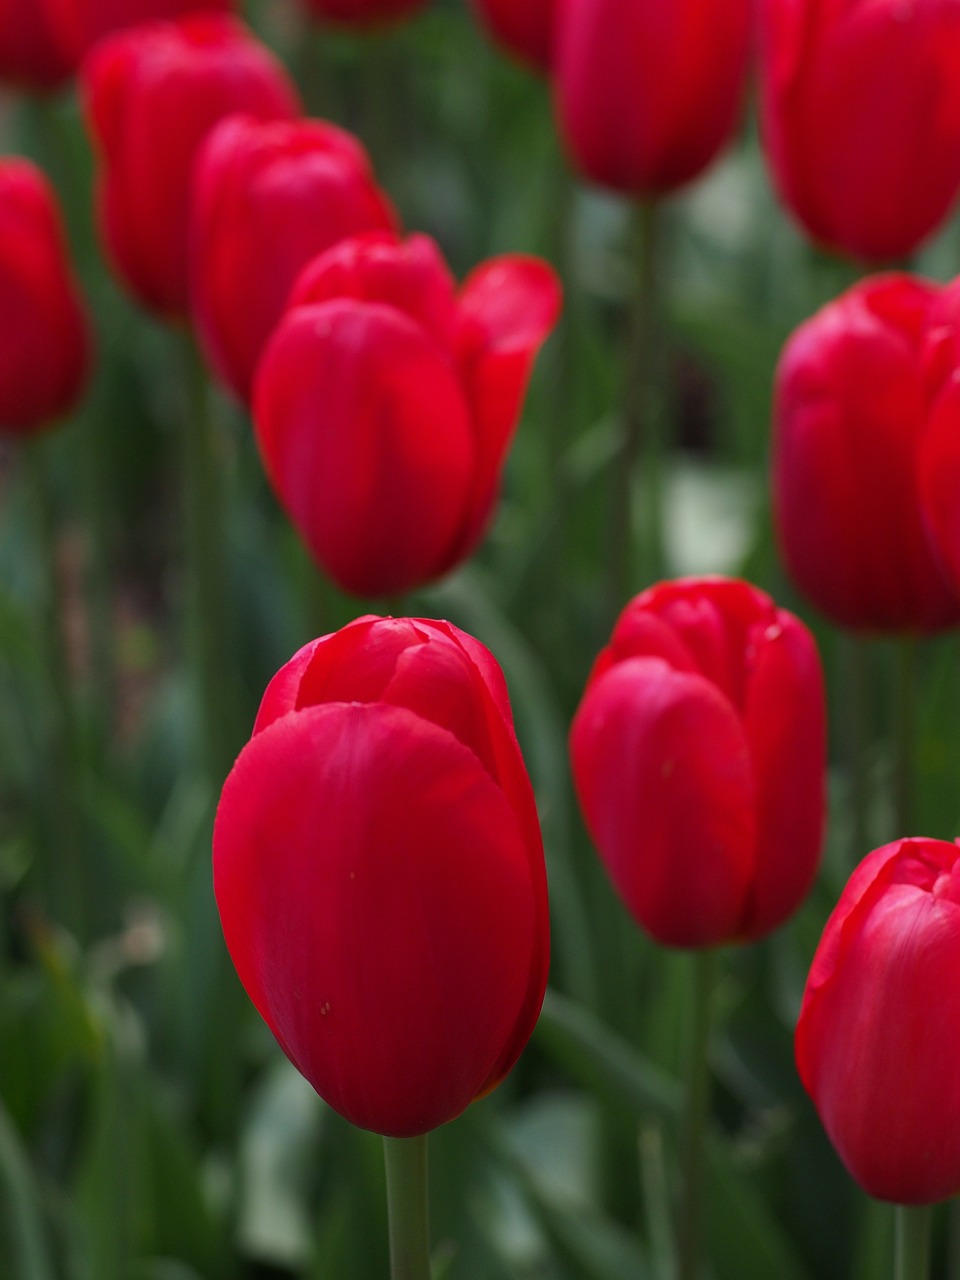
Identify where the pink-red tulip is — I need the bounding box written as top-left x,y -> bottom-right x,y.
759,0 -> 960,262
299,0 -> 428,26
252,231 -> 560,596
190,115 -> 396,402
773,273 -> 960,632
214,615 -> 550,1138
470,0 -> 555,71
570,577 -> 826,948
554,0 -> 752,194
0,159 -> 91,432
0,0 -> 71,90
47,0 -> 234,66
796,837 -> 960,1204
81,15 -> 299,316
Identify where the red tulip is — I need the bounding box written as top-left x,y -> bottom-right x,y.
214,615 -> 550,1138
190,115 -> 397,402
298,0 -> 428,27
81,15 -> 299,317
773,273 -> 960,633
554,0 -> 752,195
759,0 -> 960,262
252,231 -> 561,596
0,159 -> 91,432
0,0 -> 72,90
570,577 -> 826,948
796,837 -> 960,1204
47,0 -> 234,66
470,0 -> 555,71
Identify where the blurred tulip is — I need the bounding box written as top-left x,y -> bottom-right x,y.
0,0 -> 71,90
81,14 -> 299,316
773,273 -> 960,632
47,0 -> 234,66
760,0 -> 960,261
570,577 -> 826,948
252,231 -> 560,596
797,836 -> 960,1204
554,0 -> 752,194
214,615 -> 550,1138
470,0 -> 555,70
0,158 -> 91,432
191,115 -> 396,402
299,0 -> 428,26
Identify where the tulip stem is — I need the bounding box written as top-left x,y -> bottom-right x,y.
383,1134 -> 432,1280
895,1204 -> 932,1280
894,637 -> 916,836
842,634 -> 870,858
677,947 -> 719,1280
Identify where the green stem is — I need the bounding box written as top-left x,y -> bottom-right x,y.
894,637 -> 916,836
77,408 -> 116,754
677,948 -> 719,1280
842,633 -> 869,858
894,1204 -> 932,1280
383,1134 -> 431,1280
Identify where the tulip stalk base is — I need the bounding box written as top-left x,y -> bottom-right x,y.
677,947 -> 719,1280
383,1134 -> 432,1280
895,1204 -> 932,1280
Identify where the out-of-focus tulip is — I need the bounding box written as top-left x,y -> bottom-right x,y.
191,115 -> 396,402
773,273 -> 960,632
470,0 -> 555,70
796,837 -> 960,1204
760,0 -> 960,262
214,615 -> 550,1138
0,159 -> 91,432
570,577 -> 826,948
0,0 -> 72,90
81,15 -> 299,317
299,0 -> 428,26
47,0 -> 233,66
252,231 -> 560,596
554,0 -> 752,194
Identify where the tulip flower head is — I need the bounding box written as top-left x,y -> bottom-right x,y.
0,0 -> 72,90
470,0 -> 556,71
47,0 -> 235,66
570,577 -> 826,948
797,837 -> 960,1204
214,616 -> 550,1137
252,231 -> 561,597
298,0 -> 429,27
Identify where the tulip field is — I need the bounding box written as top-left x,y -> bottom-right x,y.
6,3 -> 960,1280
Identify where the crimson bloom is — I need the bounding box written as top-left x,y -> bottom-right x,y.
190,115 -> 396,402
554,0 -> 752,195
759,0 -> 960,261
0,0 -> 71,90
796,837 -> 960,1204
470,0 -> 555,71
81,14 -> 299,316
298,0 -> 428,27
46,0 -> 234,66
0,159 -> 91,433
252,231 -> 560,597
213,616 -> 550,1138
773,273 -> 960,632
570,578 -> 826,948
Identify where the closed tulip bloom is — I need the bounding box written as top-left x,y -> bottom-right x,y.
252,231 -> 561,596
773,274 -> 960,632
81,15 -> 299,316
554,0 -> 752,194
47,0 -> 234,66
0,0 -> 72,90
760,0 -> 960,261
214,616 -> 550,1138
0,159 -> 91,432
570,578 -> 826,948
299,0 -> 428,27
796,837 -> 960,1204
470,0 -> 555,70
191,115 -> 397,402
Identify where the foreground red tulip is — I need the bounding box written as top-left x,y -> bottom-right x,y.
554,0 -> 752,194
191,115 -> 396,402
214,616 -> 550,1137
0,0 -> 71,90
773,274 -> 960,632
797,837 -> 960,1204
760,0 -> 960,261
253,231 -> 560,596
470,0 -> 555,70
81,15 -> 298,316
570,577 -> 825,948
299,0 -> 428,26
47,0 -> 233,66
0,159 -> 91,432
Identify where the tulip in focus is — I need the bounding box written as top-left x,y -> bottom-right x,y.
570,577 -> 826,948
81,15 -> 299,316
252,231 -> 561,596
214,615 -> 550,1137
0,159 -> 91,432
298,0 -> 428,27
0,0 -> 71,90
470,0 -> 555,71
796,837 -> 960,1204
554,0 -> 752,194
47,0 -> 234,66
760,0 -> 960,261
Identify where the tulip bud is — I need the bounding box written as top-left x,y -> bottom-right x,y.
298,0 -> 428,27
0,0 -> 72,90
773,273 -> 960,633
81,15 -> 299,317
252,231 -> 561,596
214,616 -> 550,1138
759,0 -> 960,262
469,0 -> 555,71
0,159 -> 91,433
797,837 -> 960,1204
47,0 -> 234,67
570,577 -> 826,948
554,0 -> 752,195
190,115 -> 397,402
